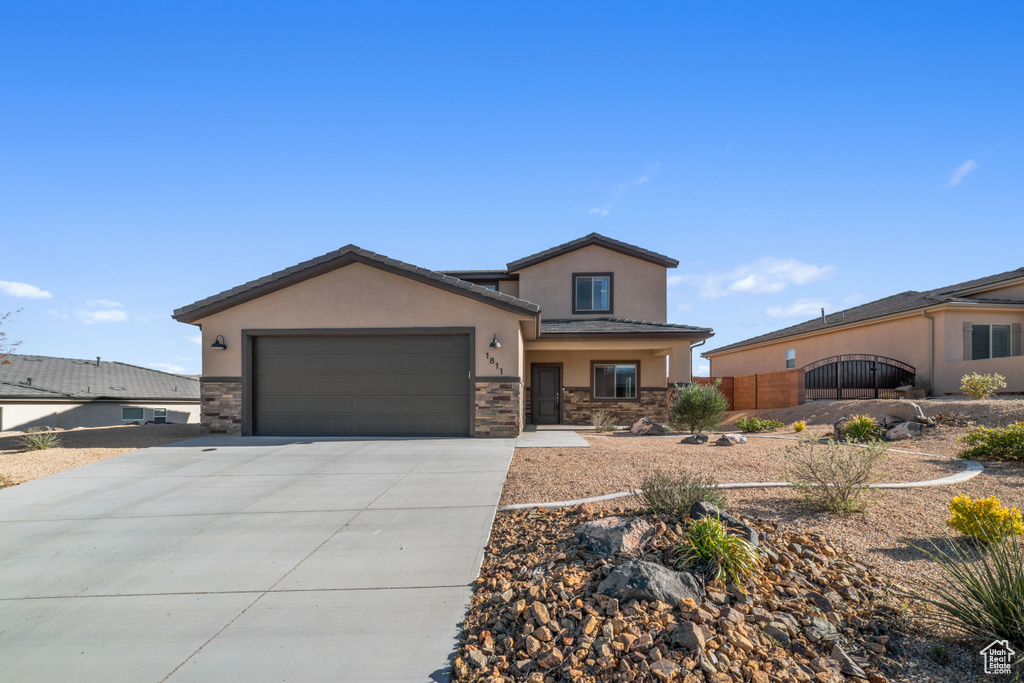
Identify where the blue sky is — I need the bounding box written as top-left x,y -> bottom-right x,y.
1,2 -> 1021,376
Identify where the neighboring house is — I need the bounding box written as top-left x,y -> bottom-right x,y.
172,233 -> 713,437
703,268 -> 1024,397
0,355 -> 201,431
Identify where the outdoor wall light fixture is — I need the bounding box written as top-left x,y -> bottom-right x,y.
489,334 -> 501,349
210,335 -> 228,350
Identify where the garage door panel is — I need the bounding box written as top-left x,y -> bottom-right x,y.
252,334 -> 471,437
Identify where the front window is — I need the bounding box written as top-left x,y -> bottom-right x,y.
786,349 -> 796,368
971,324 -> 1011,360
593,363 -> 637,399
122,407 -> 144,421
574,274 -> 612,313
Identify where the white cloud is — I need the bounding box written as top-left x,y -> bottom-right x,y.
76,300 -> 127,324
675,302 -> 693,312
188,334 -> 202,344
674,257 -> 835,299
588,205 -> 611,217
149,363 -> 187,374
589,163 -> 662,216
633,163 -> 662,186
0,280 -> 52,299
693,362 -> 710,377
946,160 -> 977,188
48,310 -> 69,319
765,298 -> 830,319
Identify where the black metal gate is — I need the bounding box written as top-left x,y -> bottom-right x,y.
802,355 -> 915,400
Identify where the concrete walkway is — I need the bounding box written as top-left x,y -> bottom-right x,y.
515,427 -> 590,448
0,436 -> 515,682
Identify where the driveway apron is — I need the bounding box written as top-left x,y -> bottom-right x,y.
0,436 -> 515,682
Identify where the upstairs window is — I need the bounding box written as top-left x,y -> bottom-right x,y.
574,273 -> 613,313
965,322 -> 1021,360
786,349 -> 796,369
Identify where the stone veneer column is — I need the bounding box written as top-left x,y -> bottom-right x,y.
561,388 -> 670,426
474,380 -> 523,437
200,378 -> 243,435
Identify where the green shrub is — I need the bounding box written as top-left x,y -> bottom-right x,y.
784,440 -> 887,514
590,410 -> 616,432
19,431 -> 62,451
961,372 -> 1007,400
735,416 -> 784,433
675,516 -> 762,587
637,468 -> 727,515
842,414 -> 884,442
912,533 -> 1024,660
672,380 -> 729,434
959,422 -> 1024,462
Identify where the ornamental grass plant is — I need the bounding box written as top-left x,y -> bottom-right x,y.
675,516 -> 762,587
637,468 -> 727,515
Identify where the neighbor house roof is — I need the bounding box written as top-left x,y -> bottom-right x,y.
540,318 -> 712,339
173,245 -> 541,324
703,267 -> 1024,356
506,233 -> 680,272
0,354 -> 200,400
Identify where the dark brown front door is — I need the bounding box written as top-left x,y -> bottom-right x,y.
531,365 -> 561,425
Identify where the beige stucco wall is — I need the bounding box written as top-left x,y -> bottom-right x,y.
514,245 -> 668,321
934,307 -> 1024,393
707,315 -> 934,387
525,349 -> 669,388
497,281 -> 520,298
966,280 -> 1024,300
0,401 -> 200,432
194,262 -> 531,378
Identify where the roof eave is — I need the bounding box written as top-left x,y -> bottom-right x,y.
507,234 -> 679,272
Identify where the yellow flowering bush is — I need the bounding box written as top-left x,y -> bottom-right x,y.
960,372 -> 1007,400
946,494 -> 1024,542
793,421 -> 806,432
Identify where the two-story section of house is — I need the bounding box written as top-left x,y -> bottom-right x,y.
173,233 -> 713,437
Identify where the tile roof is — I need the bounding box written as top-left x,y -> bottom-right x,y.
540,318 -> 712,336
0,354 -> 200,400
173,245 -> 541,323
703,267 -> 1024,356
506,233 -> 680,271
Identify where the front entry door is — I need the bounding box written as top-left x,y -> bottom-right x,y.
532,365 -> 561,425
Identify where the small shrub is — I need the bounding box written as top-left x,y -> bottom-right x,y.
928,644 -> 952,666
675,516 -> 762,586
960,372 -> 1008,400
843,414 -> 883,442
959,422 -> 1024,462
793,420 -> 806,432
590,410 -> 616,432
19,431 -> 62,451
912,532 -> 1024,659
784,440 -> 887,514
672,380 -> 729,434
947,494 -> 1024,543
637,468 -> 728,514
735,416 -> 784,433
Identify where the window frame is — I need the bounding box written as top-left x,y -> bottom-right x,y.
121,406 -> 145,421
572,272 -> 614,314
785,349 -> 796,369
153,408 -> 168,424
590,360 -> 640,402
969,323 -> 1012,360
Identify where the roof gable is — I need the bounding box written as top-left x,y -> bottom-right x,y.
173,246 -> 541,324
506,233 -> 679,272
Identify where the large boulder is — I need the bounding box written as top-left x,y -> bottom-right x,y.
689,501 -> 759,547
680,434 -> 710,445
576,516 -> 654,558
832,417 -> 849,440
885,420 -> 926,441
597,559 -> 705,605
888,401 -> 933,424
630,417 -> 666,436
716,433 -> 747,446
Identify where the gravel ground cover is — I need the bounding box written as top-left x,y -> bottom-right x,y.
0,423 -> 203,487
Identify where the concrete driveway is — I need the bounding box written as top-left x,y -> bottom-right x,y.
0,436 -> 515,682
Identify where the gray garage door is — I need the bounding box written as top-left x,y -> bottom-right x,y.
252,334 -> 471,437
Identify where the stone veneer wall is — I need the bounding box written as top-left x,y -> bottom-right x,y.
474,380 -> 523,437
561,387 -> 670,426
200,379 -> 243,435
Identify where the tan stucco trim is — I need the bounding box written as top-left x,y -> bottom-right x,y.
703,301 -> 1024,359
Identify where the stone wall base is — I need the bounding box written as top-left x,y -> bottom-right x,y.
561,388 -> 670,427
200,379 -> 243,435
474,380 -> 523,438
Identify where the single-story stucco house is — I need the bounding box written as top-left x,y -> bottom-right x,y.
702,267 -> 1024,397
172,233 -> 714,437
0,354 -> 200,431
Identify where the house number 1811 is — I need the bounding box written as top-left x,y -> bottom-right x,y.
484,352 -> 503,375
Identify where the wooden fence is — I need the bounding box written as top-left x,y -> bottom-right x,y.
693,368 -> 804,411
